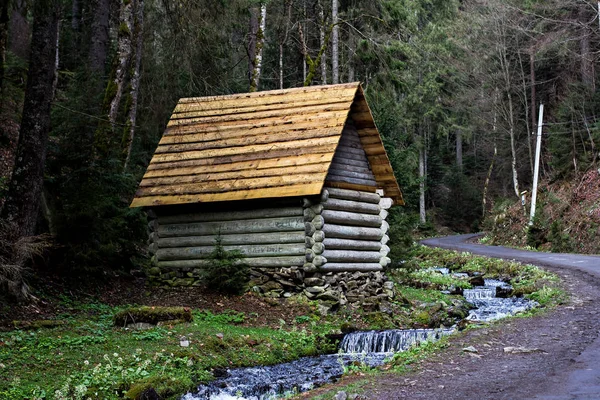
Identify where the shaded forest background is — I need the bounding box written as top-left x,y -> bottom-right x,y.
1,0 -> 599,299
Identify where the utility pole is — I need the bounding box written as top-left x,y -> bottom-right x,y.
529,104 -> 544,225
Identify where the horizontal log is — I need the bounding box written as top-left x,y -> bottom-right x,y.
322,250 -> 381,263
322,238 -> 382,251
156,243 -> 305,261
146,209 -> 157,219
304,208 -> 316,221
379,209 -> 389,220
313,230 -> 325,242
148,220 -> 158,232
157,207 -> 303,224
379,198 -> 393,210
331,155 -> 370,168
157,255 -> 306,269
380,244 -> 390,254
381,220 -> 389,234
305,249 -> 315,262
324,187 -> 380,204
158,216 -> 305,238
149,242 -> 158,255
329,162 -> 373,175
335,144 -> 369,158
312,215 -> 325,230
328,167 -> 377,183
305,237 -> 315,248
325,181 -> 377,193
321,209 -> 382,228
305,222 -> 316,236
310,204 -> 324,214
322,224 -> 383,241
322,198 -> 380,215
157,231 -> 305,248
313,255 -> 327,267
381,234 -> 389,245
380,257 -> 391,267
312,242 -> 325,255
149,232 -> 159,243
319,263 -> 383,272
325,173 -> 378,187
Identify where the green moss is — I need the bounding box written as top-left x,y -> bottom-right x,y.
113,306 -> 193,326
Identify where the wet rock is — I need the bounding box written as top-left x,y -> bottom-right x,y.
449,285 -> 464,295
496,285 -> 514,298
469,275 -> 485,286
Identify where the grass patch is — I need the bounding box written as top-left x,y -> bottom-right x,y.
0,306 -> 336,399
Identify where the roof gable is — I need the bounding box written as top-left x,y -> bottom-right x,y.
131,83 -> 403,208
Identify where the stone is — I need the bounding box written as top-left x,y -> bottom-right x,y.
303,263 -> 318,273
496,285 -> 513,298
469,275 -> 485,286
503,346 -> 546,354
283,292 -> 293,298
462,346 -> 478,353
383,281 -> 394,290
305,285 -> 326,294
277,279 -> 296,288
303,290 -> 317,299
334,391 -> 348,400
126,322 -> 154,330
173,278 -> 193,286
317,289 -> 340,302
346,280 -> 358,290
260,281 -> 284,292
304,277 -> 325,286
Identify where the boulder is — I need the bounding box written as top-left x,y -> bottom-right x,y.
304,277 -> 325,286
316,289 -> 340,302
469,275 -> 485,286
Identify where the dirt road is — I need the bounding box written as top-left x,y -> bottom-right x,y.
359,234 -> 600,399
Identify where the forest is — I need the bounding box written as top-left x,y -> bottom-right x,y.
1,0 -> 599,299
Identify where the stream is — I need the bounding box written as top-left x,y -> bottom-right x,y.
182,277 -> 537,400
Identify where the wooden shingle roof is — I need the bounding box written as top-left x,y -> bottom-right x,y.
130,83 -> 403,207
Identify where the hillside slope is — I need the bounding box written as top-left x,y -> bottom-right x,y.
485,169 -> 600,254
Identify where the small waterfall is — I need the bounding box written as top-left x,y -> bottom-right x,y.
463,287 -> 495,300
465,279 -> 537,322
339,328 -> 454,354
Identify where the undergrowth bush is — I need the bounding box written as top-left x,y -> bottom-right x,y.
201,236 -> 250,294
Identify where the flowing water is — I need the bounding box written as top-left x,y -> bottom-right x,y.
465,278 -> 538,321
182,276 -> 537,400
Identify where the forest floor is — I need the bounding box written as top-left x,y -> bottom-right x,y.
300,236 -> 600,400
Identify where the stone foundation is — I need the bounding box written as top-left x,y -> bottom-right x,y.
249,266 -> 395,307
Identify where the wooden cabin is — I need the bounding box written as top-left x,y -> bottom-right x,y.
131,83 -> 403,290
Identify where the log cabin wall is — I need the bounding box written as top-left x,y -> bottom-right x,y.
147,204 -> 307,286
303,187 -> 391,273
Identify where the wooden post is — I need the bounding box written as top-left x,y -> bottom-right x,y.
529,104 -> 544,226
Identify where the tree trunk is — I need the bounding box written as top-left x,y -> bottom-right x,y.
71,0 -> 80,32
331,0 -> 339,84
1,0 -> 60,237
347,31 -> 354,82
456,129 -> 463,170
419,127 -> 426,225
8,0 -> 29,60
248,3 -> 266,92
89,0 -> 111,73
483,88 -> 499,218
94,0 -> 133,156
108,0 -> 133,125
278,0 -> 292,90
318,1 -> 327,85
580,7 -> 595,92
0,0 -> 9,103
122,0 -> 144,171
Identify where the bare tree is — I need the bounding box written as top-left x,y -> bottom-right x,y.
331,0 -> 339,83
248,3 -> 267,92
